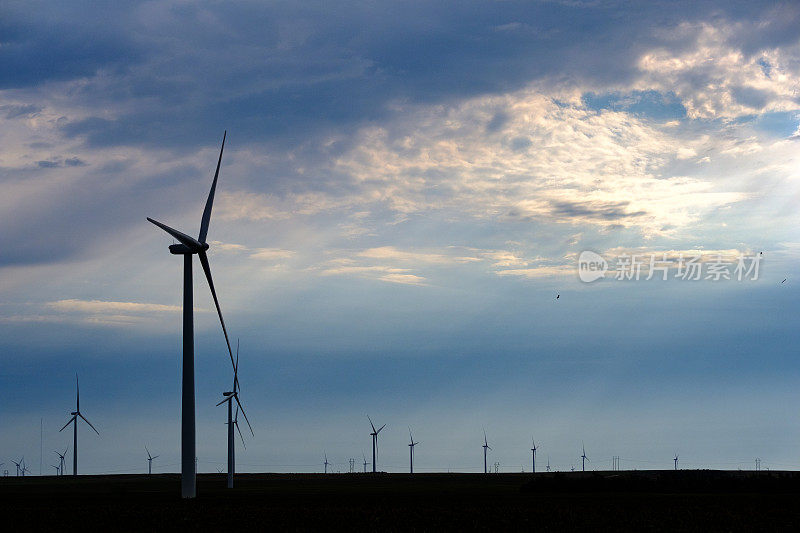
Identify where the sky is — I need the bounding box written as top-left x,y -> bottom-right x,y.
1,0 -> 800,475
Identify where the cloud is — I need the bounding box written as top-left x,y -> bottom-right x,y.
46,299 -> 182,313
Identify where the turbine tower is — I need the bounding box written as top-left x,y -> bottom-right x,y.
581,443 -> 588,472
146,447 -> 159,475
531,438 -> 538,473
55,448 -> 67,476
324,453 -> 330,474
482,430 -> 491,474
408,428 -> 419,473
368,416 -> 385,473
59,374 -> 99,475
148,131 -> 237,498
216,340 -> 253,489
674,454 -> 679,470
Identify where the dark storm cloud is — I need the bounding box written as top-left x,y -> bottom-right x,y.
550,200 -> 647,221
2,1 -> 793,149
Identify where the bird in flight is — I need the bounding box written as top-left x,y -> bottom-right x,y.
556,294 -> 560,299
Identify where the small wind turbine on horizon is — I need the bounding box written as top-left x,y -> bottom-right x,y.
51,464 -> 60,476
531,438 -> 538,473
12,458 -> 22,477
581,443 -> 588,472
368,416 -> 385,473
546,456 -> 551,472
362,452 -> 370,473
324,453 -> 330,474
55,448 -> 67,476
59,374 -> 99,476
216,339 -> 253,489
482,430 -> 491,474
148,131 -> 237,499
408,428 -> 419,474
674,453 -> 679,470
146,447 -> 160,475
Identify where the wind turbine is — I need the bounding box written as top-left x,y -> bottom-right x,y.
59,374 -> 99,475
674,454 -> 679,470
20,458 -> 30,476
146,447 -> 159,475
367,416 -> 385,473
546,456 -> 551,472
55,448 -> 67,476
324,453 -> 330,474
362,452 -> 370,473
408,428 -> 419,473
531,438 -> 538,473
148,131 -> 237,498
12,458 -> 22,477
581,442 -> 588,472
51,464 -> 60,476
216,339 -> 253,489
482,430 -> 491,474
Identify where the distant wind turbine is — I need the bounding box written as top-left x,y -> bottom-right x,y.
362,452 -> 370,473
368,416 -> 385,473
546,456 -> 551,472
12,458 -> 22,477
59,374 -> 99,475
51,464 -> 60,476
146,447 -> 160,475
674,454 -> 679,470
482,430 -> 491,474
408,428 -> 419,473
581,443 -> 588,472
55,448 -> 68,476
324,453 -> 330,474
148,131 -> 235,499
217,340 -> 253,489
531,438 -> 538,473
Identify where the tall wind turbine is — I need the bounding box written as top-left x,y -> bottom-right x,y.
148,131 -> 237,498
674,454 -> 679,470
324,453 -> 330,474
581,443 -> 588,472
482,430 -> 491,474
55,448 -> 67,476
531,438 -> 538,473
216,340 -> 253,489
408,428 -> 419,473
59,374 -> 99,475
146,447 -> 159,475
368,416 -> 385,473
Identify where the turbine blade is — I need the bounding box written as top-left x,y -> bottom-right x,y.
145,446 -> 151,459
198,131 -> 226,244
147,218 -> 202,249
152,455 -> 159,460
234,339 -> 240,393
368,415 -> 376,433
216,396 -> 231,407
377,424 -> 386,434
78,413 -> 100,435
234,394 -> 254,436
198,251 -> 235,369
59,416 -> 76,432
234,419 -> 246,449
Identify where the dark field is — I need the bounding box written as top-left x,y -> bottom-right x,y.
3,470 -> 800,531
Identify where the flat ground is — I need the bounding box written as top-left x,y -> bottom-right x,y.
2,470 -> 799,531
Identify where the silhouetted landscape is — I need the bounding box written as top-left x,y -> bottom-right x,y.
4,471 -> 800,530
